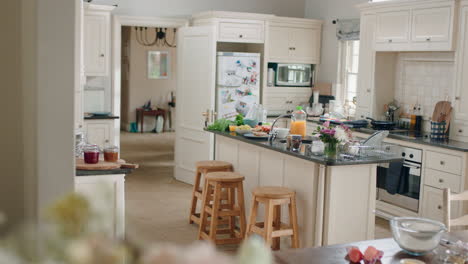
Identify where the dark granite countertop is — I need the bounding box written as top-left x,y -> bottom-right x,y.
76,168 -> 134,176
84,115 -> 120,120
208,130 -> 403,166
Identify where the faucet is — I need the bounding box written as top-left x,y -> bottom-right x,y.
269,114 -> 296,144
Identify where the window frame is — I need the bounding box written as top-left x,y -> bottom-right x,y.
337,40 -> 360,106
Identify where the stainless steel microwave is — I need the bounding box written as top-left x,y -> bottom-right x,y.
276,63 -> 312,87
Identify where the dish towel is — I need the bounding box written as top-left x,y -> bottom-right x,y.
385,161 -> 404,195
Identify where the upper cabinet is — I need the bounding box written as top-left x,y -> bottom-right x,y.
366,0 -> 457,51
83,4 -> 114,76
375,10 -> 411,44
268,18 -> 322,64
453,6 -> 468,124
192,11 -> 274,43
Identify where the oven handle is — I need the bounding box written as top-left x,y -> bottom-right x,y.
403,163 -> 421,170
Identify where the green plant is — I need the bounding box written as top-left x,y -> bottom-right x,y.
206,119 -> 232,132
235,115 -> 244,126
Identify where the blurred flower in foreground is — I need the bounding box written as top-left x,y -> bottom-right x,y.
237,236 -> 273,264
65,235 -> 129,264
47,193 -> 91,238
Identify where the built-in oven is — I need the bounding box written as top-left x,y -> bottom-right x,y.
377,147 -> 422,213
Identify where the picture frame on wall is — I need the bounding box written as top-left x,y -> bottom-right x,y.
148,51 -> 170,79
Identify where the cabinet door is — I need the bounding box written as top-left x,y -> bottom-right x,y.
268,26 -> 291,61
376,10 -> 410,44
218,20 -> 264,43
356,15 -> 376,113
290,27 -> 321,64
454,7 -> 468,122
84,12 -> 109,76
412,6 -> 453,43
75,90 -> 84,130
85,121 -> 112,148
421,185 -> 445,222
263,91 -> 290,114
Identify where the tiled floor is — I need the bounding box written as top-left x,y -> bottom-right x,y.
121,131 -> 393,248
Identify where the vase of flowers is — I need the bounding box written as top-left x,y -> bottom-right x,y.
315,121 -> 352,159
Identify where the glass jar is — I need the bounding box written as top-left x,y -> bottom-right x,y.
290,106 -> 307,137
104,146 -> 119,163
75,131 -> 87,158
83,144 -> 100,164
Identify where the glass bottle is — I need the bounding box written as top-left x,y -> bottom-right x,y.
290,106 -> 307,137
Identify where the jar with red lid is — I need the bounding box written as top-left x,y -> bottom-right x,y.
83,144 -> 100,164
104,146 -> 119,162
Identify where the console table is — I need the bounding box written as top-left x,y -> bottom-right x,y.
136,108 -> 166,133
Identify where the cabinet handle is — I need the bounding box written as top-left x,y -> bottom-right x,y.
366,89 -> 371,93
440,161 -> 445,165
100,54 -> 105,57
426,38 -> 431,42
439,178 -> 444,183
79,125 -> 82,128
292,47 -> 296,50
455,96 -> 461,100
239,34 -> 243,38
459,129 -> 463,133
105,139 -> 110,143
388,39 -> 393,43
438,205 -> 442,210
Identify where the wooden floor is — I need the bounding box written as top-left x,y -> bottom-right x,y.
121,131 -> 392,248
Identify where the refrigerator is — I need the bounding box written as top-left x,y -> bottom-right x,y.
216,52 -> 260,120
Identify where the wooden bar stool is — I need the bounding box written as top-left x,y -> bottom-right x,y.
189,161 -> 233,225
198,172 -> 247,245
246,186 -> 299,250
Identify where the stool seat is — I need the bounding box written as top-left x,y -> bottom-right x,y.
205,171 -> 245,182
253,186 -> 295,199
196,160 -> 233,171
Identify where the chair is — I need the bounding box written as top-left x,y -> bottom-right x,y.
443,188 -> 468,231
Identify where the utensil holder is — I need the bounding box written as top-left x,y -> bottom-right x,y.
430,121 -> 448,140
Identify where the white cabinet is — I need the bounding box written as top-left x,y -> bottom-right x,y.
263,88 -> 311,115
421,185 -> 445,222
75,174 -> 125,238
83,4 -> 113,76
412,6 -> 453,43
454,6 -> 468,123
268,19 -> 322,64
218,19 -> 265,43
376,10 -> 411,44
369,1 -> 456,51
84,119 -> 114,148
356,14 -> 376,118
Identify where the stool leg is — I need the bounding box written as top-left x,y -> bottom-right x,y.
246,197 -> 258,237
236,182 -> 247,238
289,194 -> 300,248
264,200 -> 275,247
228,187 -> 236,238
209,183 -> 222,241
198,182 -> 211,240
189,170 -> 202,224
272,205 -> 281,250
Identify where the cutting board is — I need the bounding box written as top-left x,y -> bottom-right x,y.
76,159 -> 121,170
432,101 -> 452,122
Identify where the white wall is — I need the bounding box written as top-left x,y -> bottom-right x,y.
304,0 -> 365,85
91,0 -> 306,18
0,0 -> 76,233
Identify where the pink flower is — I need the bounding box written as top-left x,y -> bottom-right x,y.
321,129 -> 336,136
323,121 -> 331,128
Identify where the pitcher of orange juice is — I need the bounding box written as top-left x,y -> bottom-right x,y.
290,106 -> 307,137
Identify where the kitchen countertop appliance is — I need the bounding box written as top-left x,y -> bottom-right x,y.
377,146 -> 422,213
275,63 -> 313,87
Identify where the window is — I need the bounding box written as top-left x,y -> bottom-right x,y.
338,40 -> 360,105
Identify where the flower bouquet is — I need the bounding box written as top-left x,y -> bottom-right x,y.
315,121 -> 353,159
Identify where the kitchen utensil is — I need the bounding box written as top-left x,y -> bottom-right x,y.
432,101 -> 451,122
366,117 -> 396,130
445,107 -> 452,133
390,217 -> 447,256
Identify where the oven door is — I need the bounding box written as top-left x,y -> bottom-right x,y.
376,161 -> 421,212
276,64 -> 311,87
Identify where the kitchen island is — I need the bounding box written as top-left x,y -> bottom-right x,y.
208,130 -> 402,247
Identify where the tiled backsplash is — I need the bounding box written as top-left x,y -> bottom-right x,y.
394,52 -> 455,119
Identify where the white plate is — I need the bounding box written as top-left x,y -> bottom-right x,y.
235,129 -> 252,135
243,133 -> 269,140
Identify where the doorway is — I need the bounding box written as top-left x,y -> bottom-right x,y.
112,17 -> 198,245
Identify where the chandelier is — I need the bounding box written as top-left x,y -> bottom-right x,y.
135,27 -> 177,47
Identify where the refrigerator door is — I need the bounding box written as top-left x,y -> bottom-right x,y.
217,52 -> 260,120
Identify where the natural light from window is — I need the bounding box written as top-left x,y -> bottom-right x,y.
342,40 -> 360,104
